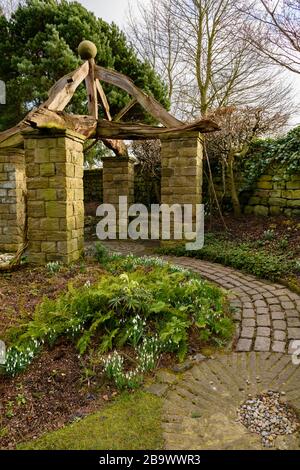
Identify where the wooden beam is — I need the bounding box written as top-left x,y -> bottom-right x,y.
27,108 -> 97,137
101,138 -> 128,157
95,65 -> 182,128
95,79 -> 112,120
0,108 -> 219,150
43,62 -> 89,111
114,98 -> 137,122
95,77 -> 128,155
95,119 -> 220,140
85,59 -> 98,119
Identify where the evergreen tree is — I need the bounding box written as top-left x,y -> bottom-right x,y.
0,0 -> 169,130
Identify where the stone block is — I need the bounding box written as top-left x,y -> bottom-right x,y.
49,149 -> 68,162
46,231 -> 69,242
74,166 -> 84,178
286,181 -> 300,189
41,242 -> 57,253
28,201 -> 45,218
40,163 -> 55,177
270,206 -> 283,216
40,218 -> 60,231
45,201 -> 67,218
290,174 -> 300,181
259,175 -> 272,181
27,178 -> 49,190
257,181 -> 273,189
268,197 -> 286,207
30,253 -> 46,264
34,148 -> 50,163
28,218 -> 41,230
254,205 -> 269,216
270,190 -> 282,198
283,189 -> 300,199
287,199 -> 300,207
36,188 -> 57,201
273,181 -> 286,190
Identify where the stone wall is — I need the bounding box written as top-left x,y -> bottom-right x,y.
83,165 -> 160,207
0,149 -> 26,252
244,167 -> 300,217
85,160 -> 300,219
23,129 -> 85,264
84,169 -> 103,203
102,156 -> 135,207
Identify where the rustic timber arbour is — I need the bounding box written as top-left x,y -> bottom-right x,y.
0,40 -> 219,265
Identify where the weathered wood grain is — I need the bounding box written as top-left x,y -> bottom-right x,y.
95,65 -> 182,127
85,59 -> 98,119
43,61 -> 89,111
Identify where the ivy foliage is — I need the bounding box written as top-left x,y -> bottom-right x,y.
242,126 -> 300,189
158,233 -> 299,282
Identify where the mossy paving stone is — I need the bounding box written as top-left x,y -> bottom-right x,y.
161,353 -> 300,450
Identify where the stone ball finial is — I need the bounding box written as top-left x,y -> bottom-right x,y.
78,40 -> 97,60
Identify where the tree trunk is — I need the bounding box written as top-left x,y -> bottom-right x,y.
228,151 -> 241,217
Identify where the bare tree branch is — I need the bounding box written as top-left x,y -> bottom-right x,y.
127,0 -> 293,121
242,0 -> 300,74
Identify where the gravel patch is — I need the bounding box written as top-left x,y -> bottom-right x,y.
237,391 -> 299,447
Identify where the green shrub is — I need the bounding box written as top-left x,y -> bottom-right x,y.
158,236 -> 296,281
94,242 -> 110,264
2,256 -> 231,379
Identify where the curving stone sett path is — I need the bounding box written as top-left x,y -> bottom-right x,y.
164,256 -> 300,355
99,241 -> 300,449
101,240 -> 300,354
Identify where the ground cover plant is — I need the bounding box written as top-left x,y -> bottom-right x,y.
0,247 -> 232,448
1,249 -> 232,385
158,215 -> 300,285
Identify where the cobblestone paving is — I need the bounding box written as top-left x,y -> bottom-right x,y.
157,353 -> 300,450
101,241 -> 300,354
99,241 -> 300,450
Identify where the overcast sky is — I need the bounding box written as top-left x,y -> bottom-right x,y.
79,0 -> 146,27
79,0 -> 300,126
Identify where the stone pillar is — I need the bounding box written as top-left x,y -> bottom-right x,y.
102,156 -> 135,207
102,157 -> 135,236
0,149 -> 26,252
23,129 -> 85,264
160,133 -> 203,243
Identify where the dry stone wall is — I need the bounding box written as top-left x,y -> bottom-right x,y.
0,149 -> 26,252
244,167 -> 300,217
